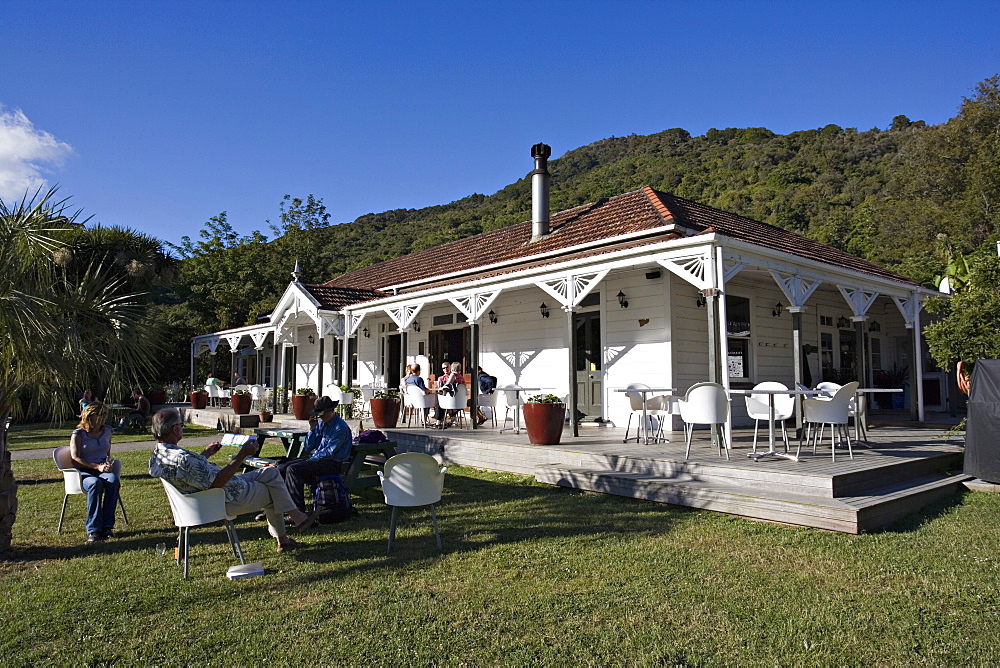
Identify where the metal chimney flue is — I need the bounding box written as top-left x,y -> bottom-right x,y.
530,143 -> 551,240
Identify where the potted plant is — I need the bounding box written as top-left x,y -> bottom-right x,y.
230,388 -> 252,415
369,388 -> 401,428
873,364 -> 908,409
522,393 -> 566,445
189,388 -> 208,409
291,387 -> 317,420
338,384 -> 356,418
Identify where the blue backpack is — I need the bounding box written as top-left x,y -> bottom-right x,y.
312,474 -> 357,524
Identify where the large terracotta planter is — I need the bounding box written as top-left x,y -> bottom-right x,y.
189,392 -> 208,409
291,394 -> 316,420
231,393 -> 252,415
370,397 -> 401,428
523,402 -> 566,445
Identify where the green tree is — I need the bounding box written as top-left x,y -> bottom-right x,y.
924,253 -> 1000,373
0,189 -> 159,551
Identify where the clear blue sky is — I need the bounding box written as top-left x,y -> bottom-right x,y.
2,0 -> 998,248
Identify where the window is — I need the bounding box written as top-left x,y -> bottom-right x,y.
726,295 -> 751,380
820,315 -> 833,327
870,337 -> 882,372
821,333 -> 834,377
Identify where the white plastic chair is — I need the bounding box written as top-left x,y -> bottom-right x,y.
160,479 -> 245,579
744,382 -> 795,454
53,446 -> 129,533
437,384 -> 468,428
358,385 -> 376,418
501,385 -> 522,429
676,382 -> 731,460
798,381 -> 859,461
405,385 -> 432,427
204,384 -> 221,407
815,381 -> 867,441
377,453 -> 447,555
232,384 -> 249,393
623,383 -> 663,443
477,390 -> 498,428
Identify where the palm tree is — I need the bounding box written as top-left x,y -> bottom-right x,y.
0,189 -> 159,552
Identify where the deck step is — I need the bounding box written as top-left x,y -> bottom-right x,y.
570,445 -> 963,499
534,463 -> 972,533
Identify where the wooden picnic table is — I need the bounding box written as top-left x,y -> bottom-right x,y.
252,427 -> 308,459
241,438 -> 397,491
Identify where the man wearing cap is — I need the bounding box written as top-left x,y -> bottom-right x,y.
276,395 -> 353,513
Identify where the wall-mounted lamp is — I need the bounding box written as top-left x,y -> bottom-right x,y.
771,302 -> 784,318
617,290 -> 629,309
307,334 -> 315,345
412,321 -> 420,333
539,303 -> 550,318
696,292 -> 707,308
869,320 -> 881,333
836,316 -> 851,329
488,309 -> 498,324
362,326 -> 370,339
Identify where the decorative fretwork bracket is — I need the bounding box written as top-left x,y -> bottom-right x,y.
534,270 -> 609,310
449,290 -> 502,323
770,271 -> 822,309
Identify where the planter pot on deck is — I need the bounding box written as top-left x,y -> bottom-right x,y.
189,392 -> 208,409
291,395 -> 316,420
523,402 -> 566,445
370,397 -> 401,428
231,394 -> 252,415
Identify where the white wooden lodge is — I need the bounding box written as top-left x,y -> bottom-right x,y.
192,144 -> 940,432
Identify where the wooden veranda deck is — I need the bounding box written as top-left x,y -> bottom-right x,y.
385,423 -> 968,534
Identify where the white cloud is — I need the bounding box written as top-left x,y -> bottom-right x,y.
0,105 -> 74,203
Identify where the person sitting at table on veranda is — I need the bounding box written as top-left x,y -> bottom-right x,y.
432,361 -> 466,429
275,396 -> 353,513
404,363 -> 434,424
233,372 -> 246,386
70,402 -> 121,542
148,408 -> 317,553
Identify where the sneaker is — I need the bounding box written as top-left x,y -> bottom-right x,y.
100,529 -> 115,539
255,513 -> 267,522
87,532 -> 103,543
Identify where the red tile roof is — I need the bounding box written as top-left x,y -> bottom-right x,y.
309,186 -> 918,308
302,284 -> 386,310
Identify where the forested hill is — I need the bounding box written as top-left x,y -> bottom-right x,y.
164,76 -> 999,359
310,76 -> 998,291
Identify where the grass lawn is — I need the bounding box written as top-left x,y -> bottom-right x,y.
6,420 -> 221,452
3,449 -> 999,665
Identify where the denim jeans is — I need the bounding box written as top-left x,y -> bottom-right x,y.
78,469 -> 120,534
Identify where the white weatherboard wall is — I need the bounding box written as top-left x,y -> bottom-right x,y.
602,269 -> 672,427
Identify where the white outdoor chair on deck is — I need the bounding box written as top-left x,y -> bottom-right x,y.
799,381 -> 859,461
437,384 -> 468,429
405,385 -> 432,427
816,381 -> 867,442
744,382 -> 794,454
623,383 -> 665,443
676,382 -> 731,460
501,385 -> 522,430
477,390 -> 498,428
